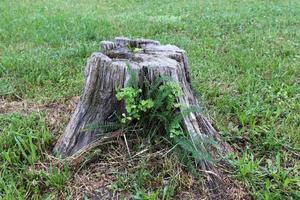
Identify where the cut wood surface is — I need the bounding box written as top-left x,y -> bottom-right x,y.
54,37 -> 231,198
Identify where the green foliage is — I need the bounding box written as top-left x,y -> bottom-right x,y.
116,70 -> 214,172
157,82 -> 182,111
0,113 -> 69,199
229,152 -> 300,199
110,161 -> 151,196
40,164 -> 70,191
0,114 -> 50,165
132,190 -> 159,200
1,0 -> 299,198
112,70 -> 215,198
110,158 -> 177,200
116,87 -> 154,123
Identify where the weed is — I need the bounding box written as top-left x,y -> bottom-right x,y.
0,113 -> 69,198
1,0 -> 299,198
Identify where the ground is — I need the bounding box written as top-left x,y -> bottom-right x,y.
0,0 -> 299,199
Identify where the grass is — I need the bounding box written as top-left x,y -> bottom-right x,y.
0,0 -> 299,199
0,113 -> 70,199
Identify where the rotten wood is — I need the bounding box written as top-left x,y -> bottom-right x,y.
54,37 -> 230,198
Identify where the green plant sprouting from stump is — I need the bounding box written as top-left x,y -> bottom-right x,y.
113,66 -> 216,173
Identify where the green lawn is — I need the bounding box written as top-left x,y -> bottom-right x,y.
0,0 -> 299,199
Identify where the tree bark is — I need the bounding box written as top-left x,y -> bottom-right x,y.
54,37 -> 230,197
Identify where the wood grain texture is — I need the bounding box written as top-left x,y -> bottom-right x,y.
54,37 -> 230,197
55,38 -> 227,157
55,37 -> 222,155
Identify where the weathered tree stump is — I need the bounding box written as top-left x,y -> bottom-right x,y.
54,37 -> 230,197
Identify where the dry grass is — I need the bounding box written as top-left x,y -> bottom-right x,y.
1,96 -> 251,199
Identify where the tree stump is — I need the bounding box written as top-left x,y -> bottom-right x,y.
54,37 -> 230,197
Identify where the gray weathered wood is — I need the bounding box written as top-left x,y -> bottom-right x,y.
54,37 -> 229,197
54,37 -> 224,156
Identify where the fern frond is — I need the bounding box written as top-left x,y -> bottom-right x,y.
83,121 -> 122,133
